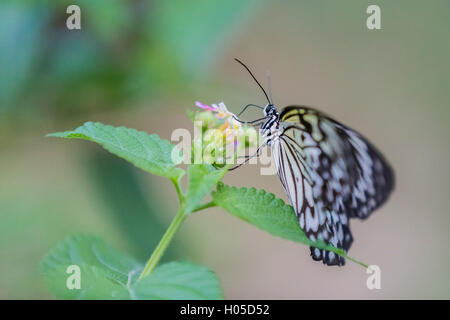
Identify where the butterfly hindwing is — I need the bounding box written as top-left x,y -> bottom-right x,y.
275,124 -> 351,265
333,123 -> 395,219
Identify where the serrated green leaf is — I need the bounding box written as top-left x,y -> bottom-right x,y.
40,234 -> 141,284
184,164 -> 227,213
212,184 -> 367,267
47,122 -> 185,180
43,264 -> 130,300
212,184 -> 312,244
40,235 -> 224,299
132,261 -> 223,300
40,234 -> 141,299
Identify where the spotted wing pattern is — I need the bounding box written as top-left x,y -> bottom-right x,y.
272,106 -> 394,266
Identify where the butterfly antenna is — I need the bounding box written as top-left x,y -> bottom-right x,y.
235,58 -> 271,105
266,69 -> 274,105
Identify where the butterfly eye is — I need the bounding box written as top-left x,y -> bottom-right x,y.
264,104 -> 273,115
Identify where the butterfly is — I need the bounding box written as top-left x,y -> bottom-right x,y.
233,59 -> 395,266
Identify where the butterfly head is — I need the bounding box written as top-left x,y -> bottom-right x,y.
263,104 -> 277,117
260,104 -> 280,144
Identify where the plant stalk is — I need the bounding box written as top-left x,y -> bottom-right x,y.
191,201 -> 216,213
138,207 -> 186,280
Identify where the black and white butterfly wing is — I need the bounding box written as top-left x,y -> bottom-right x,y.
333,123 -> 395,220
272,106 -> 394,266
272,134 -> 349,265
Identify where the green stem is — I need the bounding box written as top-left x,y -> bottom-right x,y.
192,201 -> 216,213
171,177 -> 185,205
138,207 -> 186,280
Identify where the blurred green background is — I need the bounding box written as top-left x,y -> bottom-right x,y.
0,0 -> 449,299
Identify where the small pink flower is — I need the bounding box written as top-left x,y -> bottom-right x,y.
195,101 -> 216,112
195,101 -> 241,130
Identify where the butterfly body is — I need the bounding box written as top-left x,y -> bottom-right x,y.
260,104 -> 394,266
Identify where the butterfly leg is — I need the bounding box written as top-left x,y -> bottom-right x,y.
229,143 -> 266,171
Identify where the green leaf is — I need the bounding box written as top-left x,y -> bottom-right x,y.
40,234 -> 223,299
184,164 -> 227,213
133,262 -> 223,300
212,184 -> 311,244
47,122 -> 185,181
212,184 -> 367,267
40,234 -> 141,299
43,264 -> 130,300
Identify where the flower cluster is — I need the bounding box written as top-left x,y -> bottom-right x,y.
192,101 -> 258,165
